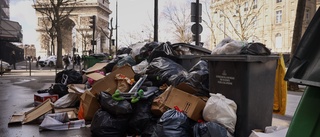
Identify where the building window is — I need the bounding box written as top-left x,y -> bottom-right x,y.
244,2 -> 248,11
276,0 -> 282,3
253,0 -> 258,9
275,33 -> 282,49
276,10 -> 282,23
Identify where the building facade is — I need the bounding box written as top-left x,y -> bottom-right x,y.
34,0 -> 112,57
210,0 -> 317,53
0,0 -> 24,64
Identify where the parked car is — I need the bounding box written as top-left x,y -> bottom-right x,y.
0,61 -> 11,73
38,56 -> 56,67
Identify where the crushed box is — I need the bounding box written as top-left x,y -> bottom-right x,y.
163,86 -> 207,121
90,64 -> 135,95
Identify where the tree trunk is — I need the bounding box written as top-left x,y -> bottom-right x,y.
288,0 -> 306,91
56,26 -> 63,68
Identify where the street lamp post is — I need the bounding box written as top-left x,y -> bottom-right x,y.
154,0 -> 158,42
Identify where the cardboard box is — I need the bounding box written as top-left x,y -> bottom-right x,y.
80,90 -> 100,121
164,86 -> 207,121
9,99 -> 54,124
34,93 -> 59,107
84,63 -> 108,73
90,64 -> 135,95
86,73 -> 105,81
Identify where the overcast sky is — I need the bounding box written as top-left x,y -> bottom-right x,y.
9,0 -> 209,47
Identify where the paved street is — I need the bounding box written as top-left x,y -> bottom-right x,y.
0,61 -> 304,137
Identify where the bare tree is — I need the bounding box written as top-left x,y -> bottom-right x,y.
201,0 -> 217,48
38,17 -> 57,56
212,0 -> 264,41
162,2 -> 193,43
287,0 -> 306,91
100,18 -> 114,55
33,0 -> 83,68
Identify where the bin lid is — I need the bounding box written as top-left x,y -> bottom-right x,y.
202,55 -> 279,63
176,55 -> 201,59
171,43 -> 211,55
284,7 -> 320,88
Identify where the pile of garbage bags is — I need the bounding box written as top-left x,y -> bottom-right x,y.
14,39 -> 276,136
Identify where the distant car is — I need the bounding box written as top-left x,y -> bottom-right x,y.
0,61 -> 11,73
38,56 -> 56,67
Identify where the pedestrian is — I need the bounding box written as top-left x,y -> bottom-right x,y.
63,55 -> 70,70
11,51 -> 16,70
76,55 -> 81,68
37,56 -> 41,68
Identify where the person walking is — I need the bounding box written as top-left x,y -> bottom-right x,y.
36,56 -> 40,67
11,51 -> 16,70
63,55 -> 70,70
76,55 -> 81,68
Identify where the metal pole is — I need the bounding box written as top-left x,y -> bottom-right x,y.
116,0 -> 118,55
29,58 -> 31,76
195,0 -> 200,46
26,59 -> 27,71
154,0 -> 158,42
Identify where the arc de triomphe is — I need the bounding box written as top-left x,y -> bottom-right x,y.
34,0 -> 112,57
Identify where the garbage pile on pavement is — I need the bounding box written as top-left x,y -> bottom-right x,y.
8,39 -> 286,137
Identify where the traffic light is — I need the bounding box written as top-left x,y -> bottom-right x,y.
89,15 -> 96,30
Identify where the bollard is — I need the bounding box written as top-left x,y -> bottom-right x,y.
29,58 -> 31,76
26,59 -> 28,71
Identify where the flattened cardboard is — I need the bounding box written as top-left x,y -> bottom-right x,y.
9,99 -> 54,124
164,86 -> 206,121
90,65 -> 135,95
84,63 -> 108,73
86,72 -> 105,81
80,90 -> 100,121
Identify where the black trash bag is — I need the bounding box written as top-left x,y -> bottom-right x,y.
186,60 -> 210,97
48,83 -> 68,98
240,42 -> 271,55
141,120 -> 158,137
104,58 -> 120,73
193,121 -> 228,137
168,73 -> 187,86
37,88 -> 50,94
189,60 -> 208,72
98,91 -> 133,116
91,109 -> 129,137
152,108 -> 194,137
117,47 -> 132,55
117,54 -> 136,67
146,57 -> 188,86
127,92 -> 160,135
55,69 -> 83,84
147,42 -> 178,63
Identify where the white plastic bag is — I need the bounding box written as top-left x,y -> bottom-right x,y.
54,92 -> 80,108
203,93 -> 237,134
211,37 -> 247,55
132,59 -> 149,74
